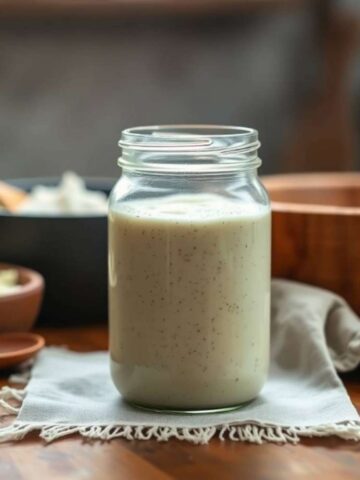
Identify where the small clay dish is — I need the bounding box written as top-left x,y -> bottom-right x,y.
0,264 -> 44,332
0,332 -> 45,369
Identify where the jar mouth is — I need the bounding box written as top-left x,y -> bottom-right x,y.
118,124 -> 261,173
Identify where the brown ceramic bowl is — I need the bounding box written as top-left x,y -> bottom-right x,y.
0,263 -> 44,332
262,172 -> 360,314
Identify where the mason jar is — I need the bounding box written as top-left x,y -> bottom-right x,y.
109,125 -> 271,413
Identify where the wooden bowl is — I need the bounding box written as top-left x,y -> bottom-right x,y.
0,264 -> 44,332
262,172 -> 360,314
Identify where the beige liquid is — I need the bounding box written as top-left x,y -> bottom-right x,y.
109,194 -> 271,410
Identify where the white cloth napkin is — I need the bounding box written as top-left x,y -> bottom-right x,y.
1,280 -> 360,444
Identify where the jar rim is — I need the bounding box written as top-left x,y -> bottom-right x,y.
121,124 -> 257,137
118,124 -> 261,173
120,124 -> 258,147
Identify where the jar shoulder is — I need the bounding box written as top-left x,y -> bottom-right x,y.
109,173 -> 270,210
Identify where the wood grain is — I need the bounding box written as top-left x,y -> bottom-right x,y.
263,172 -> 360,314
0,326 -> 359,480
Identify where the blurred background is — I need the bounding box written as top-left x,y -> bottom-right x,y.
0,0 -> 359,178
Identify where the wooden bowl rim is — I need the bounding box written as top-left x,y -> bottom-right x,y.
262,172 -> 360,215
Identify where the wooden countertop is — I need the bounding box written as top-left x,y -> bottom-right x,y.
0,326 -> 359,480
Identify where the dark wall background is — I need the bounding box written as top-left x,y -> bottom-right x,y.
0,3 -> 359,178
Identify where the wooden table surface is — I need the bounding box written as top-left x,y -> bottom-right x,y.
0,326 -> 359,480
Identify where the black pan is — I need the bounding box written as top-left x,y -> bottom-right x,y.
0,177 -> 115,327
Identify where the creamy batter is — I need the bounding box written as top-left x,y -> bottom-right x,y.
109,194 -> 271,410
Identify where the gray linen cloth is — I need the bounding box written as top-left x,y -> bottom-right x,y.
0,280 -> 360,444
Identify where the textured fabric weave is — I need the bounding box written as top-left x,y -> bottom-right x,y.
1,280 -> 360,444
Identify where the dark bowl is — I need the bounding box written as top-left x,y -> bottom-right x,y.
0,178 -> 115,326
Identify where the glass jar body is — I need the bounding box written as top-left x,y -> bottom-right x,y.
109,167 -> 271,412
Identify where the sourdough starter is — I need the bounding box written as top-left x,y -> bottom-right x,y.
109,194 -> 270,410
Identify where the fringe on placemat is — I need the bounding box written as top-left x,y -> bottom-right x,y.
1,385 -> 360,445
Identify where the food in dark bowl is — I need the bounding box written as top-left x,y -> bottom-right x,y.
0,174 -> 115,326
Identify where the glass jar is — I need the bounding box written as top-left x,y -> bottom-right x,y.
109,125 -> 271,413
